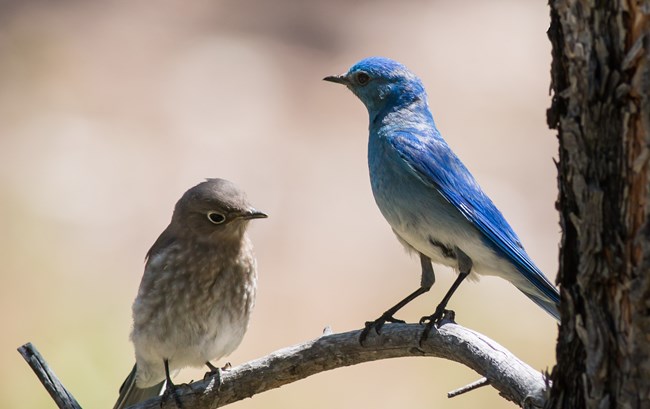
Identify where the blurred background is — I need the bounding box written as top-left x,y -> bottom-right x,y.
1,1 -> 559,408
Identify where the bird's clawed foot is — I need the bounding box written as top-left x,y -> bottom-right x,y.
203,361 -> 231,391
161,382 -> 184,408
162,359 -> 184,408
419,306 -> 456,345
359,313 -> 406,344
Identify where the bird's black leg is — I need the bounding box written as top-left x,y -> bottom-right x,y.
204,361 -> 230,391
419,248 -> 472,343
161,359 -> 183,408
360,253 -> 435,344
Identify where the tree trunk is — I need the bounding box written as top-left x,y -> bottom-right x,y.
546,1 -> 650,408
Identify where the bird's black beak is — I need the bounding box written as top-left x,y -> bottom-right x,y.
241,209 -> 268,220
323,74 -> 349,85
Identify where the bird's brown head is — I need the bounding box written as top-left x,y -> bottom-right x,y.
171,178 -> 267,240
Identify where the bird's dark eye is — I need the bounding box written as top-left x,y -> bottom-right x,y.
355,72 -> 370,85
207,211 -> 226,224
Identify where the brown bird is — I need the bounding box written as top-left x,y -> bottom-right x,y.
113,178 -> 267,409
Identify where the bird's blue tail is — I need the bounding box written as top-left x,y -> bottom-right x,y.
521,289 -> 560,321
513,266 -> 560,321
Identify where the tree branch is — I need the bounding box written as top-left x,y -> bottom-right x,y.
17,342 -> 82,409
19,322 -> 550,409
133,322 -> 549,409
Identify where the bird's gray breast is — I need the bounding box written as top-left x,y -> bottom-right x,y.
135,238 -> 256,348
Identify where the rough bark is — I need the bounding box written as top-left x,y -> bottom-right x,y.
546,1 -> 650,408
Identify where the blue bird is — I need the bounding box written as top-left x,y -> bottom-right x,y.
324,57 -> 560,341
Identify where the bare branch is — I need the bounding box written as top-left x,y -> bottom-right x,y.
19,323 -> 549,409
130,322 -> 549,409
448,377 -> 490,398
17,342 -> 82,409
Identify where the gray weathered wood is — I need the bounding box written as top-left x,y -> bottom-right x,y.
19,323 -> 551,409
17,342 -> 83,409
129,323 -> 549,409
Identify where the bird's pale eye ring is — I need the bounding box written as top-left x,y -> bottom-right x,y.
207,211 -> 226,224
355,72 -> 370,85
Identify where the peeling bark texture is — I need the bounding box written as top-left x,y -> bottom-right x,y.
546,1 -> 650,408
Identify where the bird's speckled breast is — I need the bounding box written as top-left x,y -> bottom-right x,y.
131,236 -> 257,387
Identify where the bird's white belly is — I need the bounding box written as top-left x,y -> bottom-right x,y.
133,309 -> 249,387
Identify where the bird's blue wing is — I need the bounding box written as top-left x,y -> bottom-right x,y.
388,130 -> 560,315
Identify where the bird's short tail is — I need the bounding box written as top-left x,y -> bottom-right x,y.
113,364 -> 165,409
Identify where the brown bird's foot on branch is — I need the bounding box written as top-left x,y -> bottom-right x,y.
161,381 -> 184,409
359,313 -> 406,344
419,308 -> 456,345
162,359 -> 184,408
204,361 -> 231,390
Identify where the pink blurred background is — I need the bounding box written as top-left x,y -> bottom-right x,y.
1,1 -> 559,408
